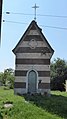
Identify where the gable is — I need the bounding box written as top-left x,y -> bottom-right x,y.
12,20 -> 54,56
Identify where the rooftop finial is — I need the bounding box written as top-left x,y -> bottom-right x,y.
32,3 -> 39,21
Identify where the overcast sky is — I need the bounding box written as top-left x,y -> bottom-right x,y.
0,0 -> 67,72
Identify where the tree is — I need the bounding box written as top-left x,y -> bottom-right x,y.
0,72 -> 4,85
50,58 -> 67,91
6,73 -> 15,89
0,68 -> 15,89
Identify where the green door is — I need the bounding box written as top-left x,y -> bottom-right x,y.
28,70 -> 37,93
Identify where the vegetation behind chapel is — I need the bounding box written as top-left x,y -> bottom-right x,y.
50,58 -> 67,91
0,68 -> 15,89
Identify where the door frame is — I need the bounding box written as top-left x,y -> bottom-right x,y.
26,69 -> 38,93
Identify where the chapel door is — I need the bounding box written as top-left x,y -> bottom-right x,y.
28,70 -> 37,94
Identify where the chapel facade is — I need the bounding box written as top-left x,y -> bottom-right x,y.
12,20 -> 54,95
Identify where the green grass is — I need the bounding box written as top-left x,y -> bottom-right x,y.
0,87 -> 67,119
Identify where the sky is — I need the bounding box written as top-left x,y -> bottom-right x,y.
0,0 -> 67,72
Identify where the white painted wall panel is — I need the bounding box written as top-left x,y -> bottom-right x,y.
38,77 -> 50,83
15,76 -> 50,83
14,88 -> 50,95
28,30 -> 39,35
14,88 -> 26,94
16,53 -> 51,59
37,89 -> 50,95
15,76 -> 26,82
19,41 -> 46,47
16,64 -> 50,71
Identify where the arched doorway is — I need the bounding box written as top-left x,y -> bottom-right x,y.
28,70 -> 37,93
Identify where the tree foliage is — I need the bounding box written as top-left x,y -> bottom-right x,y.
50,58 -> 67,91
0,68 -> 15,89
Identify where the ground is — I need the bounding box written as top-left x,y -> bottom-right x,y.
0,87 -> 67,119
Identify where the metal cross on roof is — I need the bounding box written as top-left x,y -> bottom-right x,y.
32,3 -> 39,21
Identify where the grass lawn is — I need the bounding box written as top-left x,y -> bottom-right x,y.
0,87 -> 67,119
